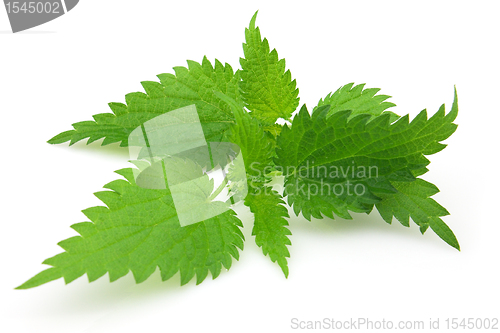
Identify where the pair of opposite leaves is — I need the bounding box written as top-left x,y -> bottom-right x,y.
17,12 -> 459,290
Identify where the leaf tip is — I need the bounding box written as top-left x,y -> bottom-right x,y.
249,10 -> 259,30
15,267 -> 62,290
450,85 -> 459,118
429,217 -> 460,251
451,239 -> 461,251
282,267 -> 289,279
47,130 -> 75,145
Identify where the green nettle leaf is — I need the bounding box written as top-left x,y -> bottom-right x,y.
314,82 -> 400,122
17,168 -> 244,289
217,91 -> 274,178
21,12 -> 460,290
48,57 -> 241,147
216,92 -> 291,274
274,89 -> 458,222
239,11 -> 300,125
245,185 -> 291,277
376,178 -> 460,250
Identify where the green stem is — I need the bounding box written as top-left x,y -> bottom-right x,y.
161,159 -> 169,190
140,123 -> 154,162
221,167 -> 235,205
207,175 -> 228,202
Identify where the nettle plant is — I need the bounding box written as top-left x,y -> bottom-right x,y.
17,12 -> 459,289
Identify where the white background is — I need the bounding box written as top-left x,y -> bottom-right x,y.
1,1 -> 499,332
